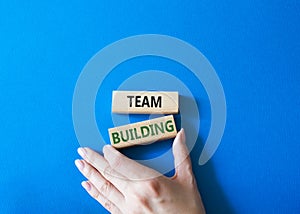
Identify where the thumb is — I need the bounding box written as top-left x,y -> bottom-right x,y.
172,128 -> 193,180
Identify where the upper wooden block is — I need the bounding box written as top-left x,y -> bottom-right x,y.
112,91 -> 179,114
108,115 -> 177,148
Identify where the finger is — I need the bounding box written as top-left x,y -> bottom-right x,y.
75,159 -> 124,206
77,147 -> 130,193
103,145 -> 161,180
172,129 -> 193,179
81,181 -> 122,214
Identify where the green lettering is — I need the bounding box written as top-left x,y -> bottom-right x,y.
154,122 -> 165,135
112,132 -> 120,144
120,130 -> 129,142
141,126 -> 150,138
149,124 -> 155,136
165,120 -> 174,132
129,128 -> 135,140
134,128 -> 141,139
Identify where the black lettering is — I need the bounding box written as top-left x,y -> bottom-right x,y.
142,96 -> 150,107
135,96 -> 141,107
151,96 -> 162,108
127,96 -> 134,107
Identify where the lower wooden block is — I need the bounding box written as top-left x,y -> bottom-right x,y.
108,115 -> 177,148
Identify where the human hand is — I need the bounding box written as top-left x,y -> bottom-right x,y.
75,129 -> 206,214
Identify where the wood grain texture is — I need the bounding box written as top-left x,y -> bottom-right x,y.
112,91 -> 179,114
108,115 -> 177,148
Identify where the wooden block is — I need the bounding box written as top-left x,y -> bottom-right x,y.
112,91 -> 179,114
108,115 -> 177,148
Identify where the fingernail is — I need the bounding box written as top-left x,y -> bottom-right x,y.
77,148 -> 86,157
75,159 -> 84,170
81,181 -> 91,191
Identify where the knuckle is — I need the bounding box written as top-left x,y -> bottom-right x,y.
84,166 -> 95,178
91,190 -> 101,200
99,181 -> 112,196
137,195 -> 149,207
104,201 -> 112,211
189,176 -> 197,187
91,190 -> 118,214
186,165 -> 194,175
184,174 -> 197,188
145,179 -> 161,197
102,165 -> 113,177
133,195 -> 152,213
103,200 -> 119,214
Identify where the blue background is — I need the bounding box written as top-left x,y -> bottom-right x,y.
1,0 -> 299,213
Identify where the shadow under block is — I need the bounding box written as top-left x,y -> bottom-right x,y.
112,91 -> 179,114
108,115 -> 177,148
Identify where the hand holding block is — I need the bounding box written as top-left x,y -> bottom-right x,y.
112,91 -> 179,114
108,115 -> 177,148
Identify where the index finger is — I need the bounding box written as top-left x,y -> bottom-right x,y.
103,145 -> 162,180
78,147 -> 130,193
